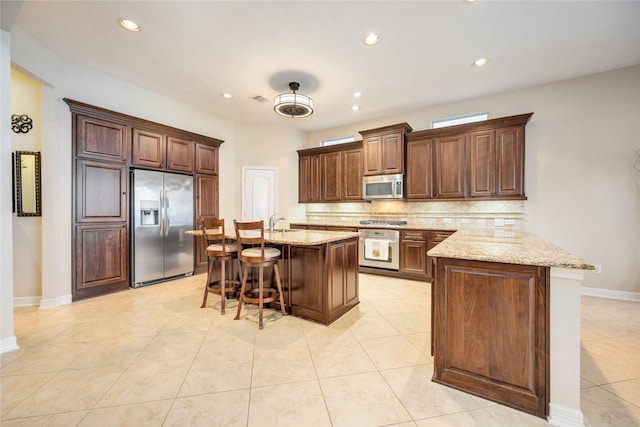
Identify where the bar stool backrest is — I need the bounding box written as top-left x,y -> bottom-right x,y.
201,218 -> 229,252
233,220 -> 266,261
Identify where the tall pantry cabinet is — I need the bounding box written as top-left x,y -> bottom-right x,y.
66,99 -> 222,300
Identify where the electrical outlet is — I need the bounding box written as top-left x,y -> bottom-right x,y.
593,264 -> 602,274
494,218 -> 505,227
460,218 -> 470,224
443,218 -> 453,224
505,219 -> 515,225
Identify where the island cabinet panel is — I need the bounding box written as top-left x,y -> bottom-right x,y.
433,258 -> 549,418
131,128 -> 165,169
321,152 -> 341,201
342,148 -> 363,200
406,138 -> 434,199
195,143 -> 218,175
76,115 -> 129,162
327,239 -> 359,321
166,136 -> 194,173
434,134 -> 467,199
289,245 -> 326,322
75,223 -> 129,298
75,159 -> 128,223
426,230 -> 454,279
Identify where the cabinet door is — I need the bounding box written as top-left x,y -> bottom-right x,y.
131,128 -> 165,169
468,130 -> 496,198
76,159 -> 128,222
363,136 -> 383,176
406,139 -> 434,199
321,152 -> 341,201
195,174 -> 218,220
309,155 -> 322,201
342,148 -> 363,200
400,230 -> 427,276
327,239 -> 359,321
167,136 -> 194,173
75,223 -> 129,299
76,115 -> 129,162
381,133 -> 404,174
435,134 -> 466,198
298,156 -> 311,202
426,231 -> 454,278
196,143 -> 218,175
496,126 -> 525,197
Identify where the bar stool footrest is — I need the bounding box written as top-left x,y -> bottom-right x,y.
243,287 -> 279,304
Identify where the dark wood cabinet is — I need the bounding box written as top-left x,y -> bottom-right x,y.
195,143 -> 218,175
321,152 -> 341,201
433,257 -> 549,418
435,134 -> 467,199
131,128 -> 165,169
66,98 -> 222,300
327,238 -> 359,320
495,126 -> 525,197
76,115 -> 129,162
360,123 -> 412,176
75,223 -> 129,299
167,136 -> 194,173
406,138 -> 434,199
468,130 -> 495,198
400,230 -> 428,276
426,230 -> 454,279
75,159 -> 128,223
298,141 -> 362,203
342,148 -> 363,200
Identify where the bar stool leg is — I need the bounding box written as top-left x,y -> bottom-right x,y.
235,263 -> 250,320
258,266 -> 264,330
220,258 -> 227,315
273,264 -> 287,316
201,257 -> 213,308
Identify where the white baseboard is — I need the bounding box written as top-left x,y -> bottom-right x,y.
548,403 -> 585,427
581,286 -> 640,302
0,336 -> 19,354
13,296 -> 41,307
39,294 -> 72,309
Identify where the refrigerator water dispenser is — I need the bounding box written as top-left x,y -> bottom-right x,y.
140,200 -> 159,225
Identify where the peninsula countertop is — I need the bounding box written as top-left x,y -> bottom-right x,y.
426,228 -> 594,270
186,228 -> 359,246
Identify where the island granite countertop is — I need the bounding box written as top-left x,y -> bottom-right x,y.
187,228 -> 358,246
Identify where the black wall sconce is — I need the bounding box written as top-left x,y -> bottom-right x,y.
11,114 -> 33,134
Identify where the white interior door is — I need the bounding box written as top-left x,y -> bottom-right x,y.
242,166 -> 277,226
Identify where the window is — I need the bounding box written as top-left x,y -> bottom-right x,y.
431,112 -> 488,129
320,136 -> 355,147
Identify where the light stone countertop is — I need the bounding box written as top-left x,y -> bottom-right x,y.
187,229 -> 359,246
426,228 -> 595,270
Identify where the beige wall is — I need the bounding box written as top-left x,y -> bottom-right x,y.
306,66 -> 640,295
10,68 -> 42,301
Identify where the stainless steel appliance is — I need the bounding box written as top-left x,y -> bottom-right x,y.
363,174 -> 404,200
131,169 -> 194,287
359,228 -> 400,271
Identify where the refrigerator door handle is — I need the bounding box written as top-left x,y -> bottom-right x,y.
159,190 -> 165,236
165,190 -> 170,236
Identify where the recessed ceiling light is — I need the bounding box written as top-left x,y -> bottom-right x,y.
364,33 -> 380,46
118,18 -> 140,32
221,93 -> 233,99
473,58 -> 489,67
351,105 -> 360,111
352,92 -> 363,99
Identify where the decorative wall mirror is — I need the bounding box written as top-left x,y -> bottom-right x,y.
14,151 -> 42,216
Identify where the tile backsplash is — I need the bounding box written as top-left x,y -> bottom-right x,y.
305,200 -> 525,229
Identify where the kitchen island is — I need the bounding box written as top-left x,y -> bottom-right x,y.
190,228 -> 359,325
428,229 -> 593,425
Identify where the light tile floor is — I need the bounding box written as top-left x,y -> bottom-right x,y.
1,273 -> 639,426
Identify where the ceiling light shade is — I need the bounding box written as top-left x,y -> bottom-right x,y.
274,82 -> 314,118
118,18 -> 140,32
364,33 -> 380,46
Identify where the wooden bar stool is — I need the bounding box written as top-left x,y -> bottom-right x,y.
233,220 -> 287,329
200,218 -> 241,314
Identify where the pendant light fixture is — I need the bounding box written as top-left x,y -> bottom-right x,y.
274,82 -> 314,118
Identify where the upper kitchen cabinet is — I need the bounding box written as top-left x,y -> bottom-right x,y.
76,115 -> 129,162
435,134 -> 467,199
167,136 -> 194,173
195,143 -> 219,175
131,129 -> 195,173
360,123 -> 412,176
405,137 -> 434,199
298,141 -> 363,203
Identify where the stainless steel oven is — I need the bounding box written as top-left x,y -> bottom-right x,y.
358,229 -> 400,271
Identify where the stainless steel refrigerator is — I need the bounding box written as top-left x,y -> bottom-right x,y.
131,169 -> 194,287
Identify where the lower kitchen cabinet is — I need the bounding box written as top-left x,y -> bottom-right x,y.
433,257 -> 549,418
427,230 -> 455,279
400,230 -> 428,277
74,223 -> 129,299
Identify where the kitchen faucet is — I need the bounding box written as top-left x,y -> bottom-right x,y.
269,214 -> 286,232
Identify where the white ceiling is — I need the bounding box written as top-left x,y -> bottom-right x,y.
12,1 -> 640,132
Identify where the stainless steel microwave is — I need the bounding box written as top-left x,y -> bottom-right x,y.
363,174 -> 404,200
